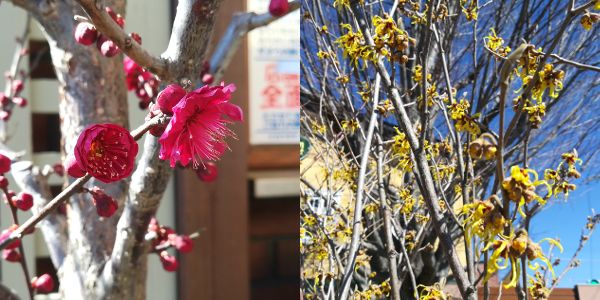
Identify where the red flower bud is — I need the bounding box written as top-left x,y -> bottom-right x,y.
149,126 -> 166,137
157,85 -> 186,115
268,0 -> 289,17
58,203 -> 68,214
0,93 -> 8,107
130,33 -> 142,45
0,111 -> 10,121
201,61 -> 210,74
31,274 -> 54,293
195,162 -> 218,182
12,96 -> 27,107
4,72 -> 11,79
2,249 -> 21,262
90,187 -> 118,218
202,73 -> 214,85
20,48 -> 29,56
12,80 -> 23,92
53,162 -> 64,177
74,22 -> 98,46
14,192 -> 34,211
65,154 -> 85,178
0,176 -> 8,189
159,251 -> 178,272
96,35 -> 120,57
3,190 -> 15,205
174,235 -> 194,253
139,99 -> 151,110
0,153 -> 11,174
0,225 -> 21,250
136,87 -> 150,101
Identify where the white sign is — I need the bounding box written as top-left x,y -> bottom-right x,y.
248,0 -> 300,145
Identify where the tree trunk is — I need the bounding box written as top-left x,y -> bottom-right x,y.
17,0 -> 223,298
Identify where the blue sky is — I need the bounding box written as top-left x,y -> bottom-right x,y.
527,185 -> 599,287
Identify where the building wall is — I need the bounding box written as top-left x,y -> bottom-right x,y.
0,1 -> 176,299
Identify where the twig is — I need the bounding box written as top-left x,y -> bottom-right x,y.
74,0 -> 170,79
0,114 -> 169,251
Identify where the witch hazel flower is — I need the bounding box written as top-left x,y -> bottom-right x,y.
74,123 -> 138,183
158,83 -> 243,168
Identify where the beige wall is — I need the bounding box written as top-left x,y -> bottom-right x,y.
0,1 -> 176,298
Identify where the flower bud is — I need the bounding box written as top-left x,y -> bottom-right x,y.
90,187 -> 118,218
0,176 -> 8,189
0,153 -> 11,174
0,93 -> 8,106
14,192 -> 34,211
139,99 -> 151,110
58,203 -> 68,214
157,85 -> 186,115
12,80 -> 23,92
468,138 -> 483,159
482,139 -> 497,160
0,110 -> 11,121
52,162 -> 64,177
201,61 -> 210,74
96,35 -> 120,57
0,225 -> 21,250
195,162 -> 218,182
31,274 -> 54,293
159,251 -> 179,272
202,73 -> 214,85
130,33 -> 142,45
268,0 -> 289,17
2,249 -> 21,262
174,235 -> 194,253
149,126 -> 166,137
12,96 -> 27,107
105,7 -> 125,28
65,154 -> 85,178
74,22 -> 98,46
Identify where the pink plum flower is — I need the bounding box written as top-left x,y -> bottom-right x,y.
158,83 -> 243,168
74,123 -> 138,183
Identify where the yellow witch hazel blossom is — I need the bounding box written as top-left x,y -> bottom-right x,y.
536,64 -> 564,102
502,166 -> 551,217
413,64 -> 432,84
528,271 -> 550,300
484,28 -> 504,51
544,152 -> 582,201
341,119 -> 359,135
581,10 -> 600,30
447,98 -> 481,135
461,0 -> 478,22
469,133 -> 497,160
523,101 -> 546,129
334,24 -> 364,63
418,279 -> 453,300
333,0 -> 349,11
483,229 -> 562,289
459,195 -> 507,247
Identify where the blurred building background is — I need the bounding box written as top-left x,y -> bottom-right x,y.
0,0 -> 298,299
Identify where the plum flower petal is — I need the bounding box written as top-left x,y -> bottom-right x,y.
74,123 -> 138,183
158,83 -> 243,168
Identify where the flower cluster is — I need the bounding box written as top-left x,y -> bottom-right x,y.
73,7 -> 137,57
483,229 -> 561,288
448,98 -> 481,135
124,57 -> 159,109
147,218 -> 195,272
459,195 -> 506,246
502,166 -> 551,217
581,10 -> 600,30
469,133 -> 497,160
461,0 -> 478,22
485,28 -> 512,60
544,152 -> 582,201
156,83 -> 243,169
418,279 -> 452,300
